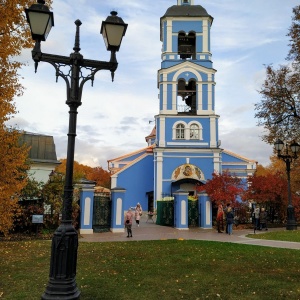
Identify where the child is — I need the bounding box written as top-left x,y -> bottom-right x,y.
124,208 -> 133,237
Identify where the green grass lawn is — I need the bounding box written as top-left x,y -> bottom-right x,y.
1,232 -> 300,300
247,229 -> 300,242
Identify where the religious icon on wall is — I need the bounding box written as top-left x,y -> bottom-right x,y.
183,165 -> 192,176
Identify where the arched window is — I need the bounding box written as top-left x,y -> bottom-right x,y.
177,79 -> 196,114
178,31 -> 195,59
190,123 -> 199,139
176,124 -> 185,139
187,121 -> 203,140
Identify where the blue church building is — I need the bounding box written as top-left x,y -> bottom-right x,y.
105,0 -> 256,231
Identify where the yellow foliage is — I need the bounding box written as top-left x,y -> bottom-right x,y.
0,127 -> 30,235
56,159 -> 111,188
0,1 -> 52,234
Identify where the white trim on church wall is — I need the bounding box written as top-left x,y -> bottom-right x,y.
162,83 -> 167,111
167,20 -> 172,53
111,175 -> 118,189
156,148 -> 220,155
156,153 -> 163,199
172,67 -> 203,82
205,200 -> 211,225
197,82 -> 203,112
202,19 -> 209,52
159,117 -> 166,147
83,197 -> 91,226
116,198 -> 122,225
181,200 -> 187,225
208,83 -> 213,111
168,142 -> 208,146
172,83 -> 177,111
213,152 -> 222,173
210,118 -> 217,147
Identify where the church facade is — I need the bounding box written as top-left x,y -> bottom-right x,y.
107,0 -> 256,230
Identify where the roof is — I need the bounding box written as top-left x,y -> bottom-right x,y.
161,5 -> 213,20
145,126 -> 156,142
222,149 -> 257,164
108,146 -> 154,175
107,146 -> 151,163
19,132 -> 60,164
94,186 -> 111,194
110,152 -> 152,176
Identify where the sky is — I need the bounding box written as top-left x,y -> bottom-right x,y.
9,0 -> 299,170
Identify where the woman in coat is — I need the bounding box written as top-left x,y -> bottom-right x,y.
135,203 -> 143,227
259,207 -> 268,230
226,207 -> 234,235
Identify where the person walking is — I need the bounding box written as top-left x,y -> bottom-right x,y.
226,207 -> 234,235
224,203 -> 231,233
216,204 -> 224,233
259,207 -> 268,231
135,203 -> 143,227
254,206 -> 260,230
124,208 -> 133,237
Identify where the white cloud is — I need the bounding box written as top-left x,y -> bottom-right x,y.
220,127 -> 273,166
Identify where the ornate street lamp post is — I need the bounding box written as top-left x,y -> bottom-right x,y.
274,139 -> 299,230
25,1 -> 127,299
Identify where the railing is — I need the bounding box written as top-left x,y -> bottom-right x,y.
177,104 -> 190,113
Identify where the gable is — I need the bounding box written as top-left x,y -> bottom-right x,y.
222,149 -> 256,177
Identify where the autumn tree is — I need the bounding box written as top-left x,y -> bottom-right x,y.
46,160 -> 110,228
287,6 -> 300,67
255,5 -> 300,143
56,159 -> 111,188
55,159 -> 91,183
267,153 -> 300,198
196,170 -> 245,207
0,1 -> 53,235
244,171 -> 287,221
0,130 -> 30,235
244,153 -> 300,222
86,166 -> 111,188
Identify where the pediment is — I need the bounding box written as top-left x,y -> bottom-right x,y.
159,60 -> 216,75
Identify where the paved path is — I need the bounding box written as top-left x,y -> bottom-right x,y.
79,220 -> 300,250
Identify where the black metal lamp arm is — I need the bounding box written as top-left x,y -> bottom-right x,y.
31,20 -> 118,106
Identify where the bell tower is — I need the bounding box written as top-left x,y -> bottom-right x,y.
154,1 -> 221,201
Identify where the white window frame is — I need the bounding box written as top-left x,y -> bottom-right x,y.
173,121 -> 187,140
187,121 -> 203,140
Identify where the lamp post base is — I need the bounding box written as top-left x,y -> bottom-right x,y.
286,205 -> 297,231
41,278 -> 80,300
41,223 -> 80,300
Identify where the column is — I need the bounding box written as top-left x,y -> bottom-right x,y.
199,192 -> 212,228
174,189 -> 189,230
77,179 -> 96,235
111,187 -> 126,233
